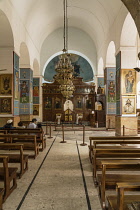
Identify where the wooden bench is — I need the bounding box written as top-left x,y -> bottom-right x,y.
0,155 -> 18,202
0,189 -> 4,210
93,148 -> 140,183
90,140 -> 140,164
97,160 -> 140,209
0,143 -> 28,178
107,182 -> 140,210
89,136 -> 140,163
0,134 -> 39,158
1,128 -> 46,151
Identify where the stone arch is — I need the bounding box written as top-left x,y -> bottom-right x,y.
0,10 -> 14,73
97,58 -> 104,76
122,0 -> 140,37
120,13 -> 137,47
33,58 -> 40,76
19,42 -> 30,68
106,41 -> 116,67
0,10 -> 14,47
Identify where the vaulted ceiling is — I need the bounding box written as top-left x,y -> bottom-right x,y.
10,0 -> 127,51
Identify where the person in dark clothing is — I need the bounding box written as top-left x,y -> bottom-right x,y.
3,119 -> 14,128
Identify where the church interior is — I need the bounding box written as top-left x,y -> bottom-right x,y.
1,0 -> 140,209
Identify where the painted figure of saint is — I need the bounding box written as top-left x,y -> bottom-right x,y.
1,99 -> 11,113
123,98 -> 134,113
125,70 -> 134,93
108,81 -> 115,102
33,86 -> 39,97
20,81 -> 29,103
15,71 -> 19,99
1,76 -> 11,94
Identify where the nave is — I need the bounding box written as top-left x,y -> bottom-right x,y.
3,128 -> 113,210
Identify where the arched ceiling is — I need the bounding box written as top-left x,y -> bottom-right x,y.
10,0 -> 126,51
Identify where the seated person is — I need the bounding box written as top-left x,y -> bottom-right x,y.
28,118 -> 37,129
3,119 -> 14,129
37,122 -> 45,138
17,121 -> 26,129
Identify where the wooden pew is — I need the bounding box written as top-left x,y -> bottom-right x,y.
1,128 -> 46,151
89,136 -> 140,163
0,134 -> 39,158
0,143 -> 28,178
97,160 -> 140,209
107,182 -> 140,210
93,148 -> 140,183
0,155 -> 18,202
0,189 -> 4,210
90,140 -> 140,164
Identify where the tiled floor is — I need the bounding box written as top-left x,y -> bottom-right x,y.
3,127 -> 115,210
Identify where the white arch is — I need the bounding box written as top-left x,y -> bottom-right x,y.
97,57 -> 104,76
120,13 -> 137,46
33,58 -> 40,75
42,50 -> 95,77
20,42 -> 30,68
106,41 -> 116,67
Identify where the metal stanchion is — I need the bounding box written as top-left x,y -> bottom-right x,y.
48,123 -> 53,138
60,124 -> 66,143
45,123 -> 48,135
80,125 -> 87,146
54,121 -> 57,131
123,125 -> 125,136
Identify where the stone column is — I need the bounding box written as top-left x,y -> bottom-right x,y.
115,49 -> 138,136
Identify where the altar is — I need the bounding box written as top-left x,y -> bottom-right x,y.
42,77 -> 95,124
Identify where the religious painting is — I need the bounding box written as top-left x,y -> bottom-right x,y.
55,97 -> 61,109
76,97 -> 83,109
14,70 -> 19,100
33,78 -> 40,86
44,53 -> 93,83
19,103 -> 30,114
107,68 -> 116,81
107,103 -> 116,114
33,105 -> 39,115
0,98 -> 12,114
45,97 -> 52,109
122,96 -> 136,115
33,86 -> 39,97
14,52 -> 19,70
20,80 -> 29,103
86,98 -> 92,109
33,97 -> 39,104
20,68 -> 30,79
0,74 -> 12,95
107,80 -> 116,102
30,81 -> 33,103
116,69 -> 121,101
65,109 -> 73,121
64,100 -> 73,111
122,69 -> 136,95
98,77 -> 104,88
14,100 -> 19,115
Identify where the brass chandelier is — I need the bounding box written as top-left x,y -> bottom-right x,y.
54,0 -> 75,99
